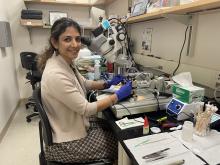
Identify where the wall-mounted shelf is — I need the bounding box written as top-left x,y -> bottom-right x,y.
24,0 -> 116,6
20,18 -> 96,44
127,0 -> 220,24
20,19 -> 44,27
20,19 -> 96,30
22,0 -> 114,43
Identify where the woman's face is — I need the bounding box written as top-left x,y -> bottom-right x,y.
52,26 -> 81,64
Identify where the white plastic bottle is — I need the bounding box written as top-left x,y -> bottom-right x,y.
94,60 -> 101,80
182,121 -> 193,142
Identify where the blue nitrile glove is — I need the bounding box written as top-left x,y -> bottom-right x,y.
115,81 -> 132,101
106,75 -> 125,88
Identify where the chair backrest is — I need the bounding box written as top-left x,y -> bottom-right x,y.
33,87 -> 53,146
20,52 -> 38,71
21,52 -> 42,89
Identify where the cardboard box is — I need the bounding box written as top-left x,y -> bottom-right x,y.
172,84 -> 204,103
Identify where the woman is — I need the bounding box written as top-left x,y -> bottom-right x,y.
37,17 -> 132,163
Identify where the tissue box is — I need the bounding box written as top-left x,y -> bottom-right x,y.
172,84 -> 204,103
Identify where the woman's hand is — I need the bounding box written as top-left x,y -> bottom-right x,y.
105,75 -> 125,89
115,80 -> 132,101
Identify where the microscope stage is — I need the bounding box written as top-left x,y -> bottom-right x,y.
112,89 -> 171,118
112,97 -> 170,118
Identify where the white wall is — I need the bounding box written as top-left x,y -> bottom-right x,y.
0,0 -> 20,134
130,11 -> 220,89
106,0 -> 128,17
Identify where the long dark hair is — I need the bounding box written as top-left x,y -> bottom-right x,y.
37,17 -> 81,72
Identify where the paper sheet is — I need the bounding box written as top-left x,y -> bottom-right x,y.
170,130 -> 220,164
172,72 -> 193,87
101,85 -> 121,93
116,117 -> 144,130
124,133 -> 205,165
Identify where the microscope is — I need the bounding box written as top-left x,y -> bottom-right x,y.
81,18 -> 132,76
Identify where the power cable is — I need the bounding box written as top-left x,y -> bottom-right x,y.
172,26 -> 189,76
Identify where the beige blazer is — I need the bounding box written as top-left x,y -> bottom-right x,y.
41,55 -> 97,143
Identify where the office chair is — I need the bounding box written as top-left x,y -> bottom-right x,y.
20,52 -> 42,122
33,87 -> 113,165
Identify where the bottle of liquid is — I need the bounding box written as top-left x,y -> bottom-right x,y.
143,116 -> 149,135
94,60 -> 101,80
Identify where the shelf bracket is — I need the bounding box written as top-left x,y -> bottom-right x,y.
82,26 -> 85,36
164,14 -> 198,56
186,14 -> 198,57
27,27 -> 32,44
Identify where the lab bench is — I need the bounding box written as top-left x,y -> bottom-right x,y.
102,108 -> 183,165
103,106 -> 220,165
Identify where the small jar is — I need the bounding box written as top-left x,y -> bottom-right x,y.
182,121 -> 194,142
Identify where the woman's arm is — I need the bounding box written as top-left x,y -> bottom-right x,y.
90,80 -> 106,90
83,75 -> 125,91
96,94 -> 118,112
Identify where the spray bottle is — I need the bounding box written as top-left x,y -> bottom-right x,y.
94,60 -> 101,80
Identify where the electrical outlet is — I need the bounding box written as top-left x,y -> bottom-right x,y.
215,72 -> 220,88
158,66 -> 163,70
